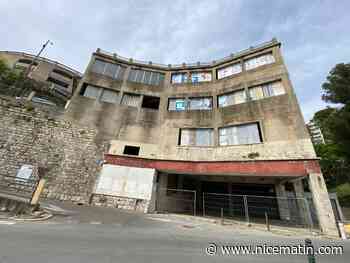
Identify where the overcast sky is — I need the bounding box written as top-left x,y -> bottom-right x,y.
1,0 -> 349,121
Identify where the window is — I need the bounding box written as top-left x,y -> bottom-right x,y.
179,128 -> 214,146
81,85 -> 100,99
219,123 -> 261,146
168,98 -> 186,111
47,77 -> 69,88
188,97 -> 212,110
218,89 -> 246,107
217,63 -> 242,79
171,73 -> 188,84
142,96 -> 160,109
91,59 -> 126,80
121,93 -> 141,107
52,69 -> 72,79
190,72 -> 212,83
244,53 -> 275,71
248,81 -> 285,101
100,89 -> 119,104
128,69 -> 165,86
123,145 -> 140,156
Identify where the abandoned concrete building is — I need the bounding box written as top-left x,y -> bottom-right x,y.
61,38 -> 338,235
0,51 -> 82,103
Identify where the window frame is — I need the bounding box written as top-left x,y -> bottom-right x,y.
218,122 -> 263,146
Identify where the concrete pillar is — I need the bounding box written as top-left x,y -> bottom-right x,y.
177,175 -> 184,189
308,173 -> 338,236
275,182 -> 291,221
293,180 -> 310,226
156,173 -> 168,212
228,182 -> 234,217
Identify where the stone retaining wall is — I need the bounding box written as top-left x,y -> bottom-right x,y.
0,97 -> 103,203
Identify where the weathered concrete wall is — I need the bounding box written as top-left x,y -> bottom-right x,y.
92,164 -> 156,212
94,164 -> 156,200
65,40 -> 316,163
0,97 -> 102,203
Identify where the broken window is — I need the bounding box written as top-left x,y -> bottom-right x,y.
123,145 -> 140,156
248,81 -> 285,101
121,93 -> 141,107
188,97 -> 212,110
219,123 -> 261,146
244,53 -> 275,71
128,69 -> 165,86
100,89 -> 119,104
81,85 -> 100,99
217,63 -> 242,79
218,89 -> 246,107
179,128 -> 214,146
168,98 -> 186,111
91,59 -> 126,80
171,73 -> 188,84
142,96 -> 160,109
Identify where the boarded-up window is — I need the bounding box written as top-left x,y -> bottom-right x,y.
83,85 -> 100,99
91,59 -> 126,80
218,89 -> 246,107
180,128 -> 214,146
191,72 -> 212,83
171,73 -> 188,84
244,53 -> 275,71
188,97 -> 212,110
121,93 -> 141,107
168,98 -> 186,111
248,81 -> 285,101
217,63 -> 242,79
100,89 -> 119,104
219,123 -> 261,146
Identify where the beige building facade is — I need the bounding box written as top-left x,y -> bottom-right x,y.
61,39 -> 338,236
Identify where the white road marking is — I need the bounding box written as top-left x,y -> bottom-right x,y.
0,220 -> 16,225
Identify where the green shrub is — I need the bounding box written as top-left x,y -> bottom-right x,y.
336,183 -> 350,207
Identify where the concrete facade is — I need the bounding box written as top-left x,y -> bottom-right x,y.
0,51 -> 82,101
61,38 -> 337,235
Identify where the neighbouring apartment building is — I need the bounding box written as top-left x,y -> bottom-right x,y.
63,38 -> 338,235
0,51 -> 82,104
307,120 -> 325,145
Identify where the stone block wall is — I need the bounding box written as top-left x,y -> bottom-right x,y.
90,193 -> 150,213
0,97 -> 103,203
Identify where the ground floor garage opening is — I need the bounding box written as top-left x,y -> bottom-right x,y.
155,172 -> 314,229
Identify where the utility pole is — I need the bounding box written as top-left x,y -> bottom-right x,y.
16,40 -> 53,98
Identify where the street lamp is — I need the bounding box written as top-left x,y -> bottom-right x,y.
16,40 -> 53,98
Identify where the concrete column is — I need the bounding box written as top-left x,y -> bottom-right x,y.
275,182 -> 291,221
156,173 -> 168,212
308,173 -> 338,236
177,175 -> 184,189
228,182 -> 234,217
293,180 -> 310,226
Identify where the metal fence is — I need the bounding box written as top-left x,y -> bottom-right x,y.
0,173 -> 38,198
202,192 -> 316,230
156,188 -> 196,216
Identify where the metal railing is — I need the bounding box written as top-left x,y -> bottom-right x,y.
97,38 -> 279,70
0,173 -> 39,198
156,188 -> 196,216
202,192 -> 316,230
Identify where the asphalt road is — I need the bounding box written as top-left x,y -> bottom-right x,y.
0,204 -> 348,263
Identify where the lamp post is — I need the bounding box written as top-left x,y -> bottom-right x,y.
16,40 -> 53,98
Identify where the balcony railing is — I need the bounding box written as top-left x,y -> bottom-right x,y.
97,38 -> 279,70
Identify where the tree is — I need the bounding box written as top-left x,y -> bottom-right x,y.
322,63 -> 350,105
321,63 -> 350,161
